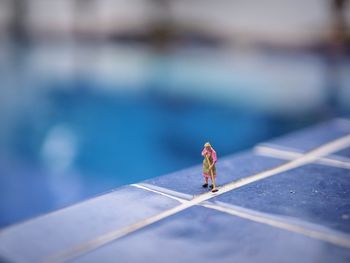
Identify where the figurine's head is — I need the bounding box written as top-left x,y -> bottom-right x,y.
204,142 -> 212,150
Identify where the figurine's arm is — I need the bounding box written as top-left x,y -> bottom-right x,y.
212,150 -> 217,163
209,150 -> 217,170
201,149 -> 207,156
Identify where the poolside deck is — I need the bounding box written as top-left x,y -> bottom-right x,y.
1,119 -> 350,263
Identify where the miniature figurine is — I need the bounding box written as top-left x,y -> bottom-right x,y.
201,142 -> 218,192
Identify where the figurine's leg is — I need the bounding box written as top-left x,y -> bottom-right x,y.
202,177 -> 208,188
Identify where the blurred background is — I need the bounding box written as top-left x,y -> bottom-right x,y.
0,0 -> 349,228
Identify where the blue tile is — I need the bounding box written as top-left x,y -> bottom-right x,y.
0,186 -> 180,263
331,148 -> 350,159
261,119 -> 350,152
71,206 -> 350,263
214,164 -> 350,234
143,151 -> 286,196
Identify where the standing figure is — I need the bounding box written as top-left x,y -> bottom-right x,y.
201,142 -> 218,192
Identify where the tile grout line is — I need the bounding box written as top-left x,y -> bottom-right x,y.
136,183 -> 194,201
254,145 -> 350,170
44,133 -> 350,263
131,184 -> 187,203
201,203 -> 350,249
132,183 -> 350,249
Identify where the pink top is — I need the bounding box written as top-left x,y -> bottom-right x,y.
201,147 -> 217,163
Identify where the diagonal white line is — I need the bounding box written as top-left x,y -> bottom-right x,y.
201,202 -> 350,249
134,183 -> 194,201
255,145 -> 350,170
134,183 -> 350,249
44,133 -> 350,263
131,184 -> 189,203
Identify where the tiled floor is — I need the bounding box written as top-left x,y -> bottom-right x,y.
213,164 -> 350,234
71,206 -> 350,263
1,119 -> 350,263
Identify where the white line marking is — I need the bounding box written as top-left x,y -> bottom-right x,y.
131,184 -> 189,203
45,200 -> 205,263
44,133 -> 350,263
255,146 -> 350,170
257,143 -> 350,163
201,202 -> 350,249
136,183 -> 194,201
134,183 -> 350,248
